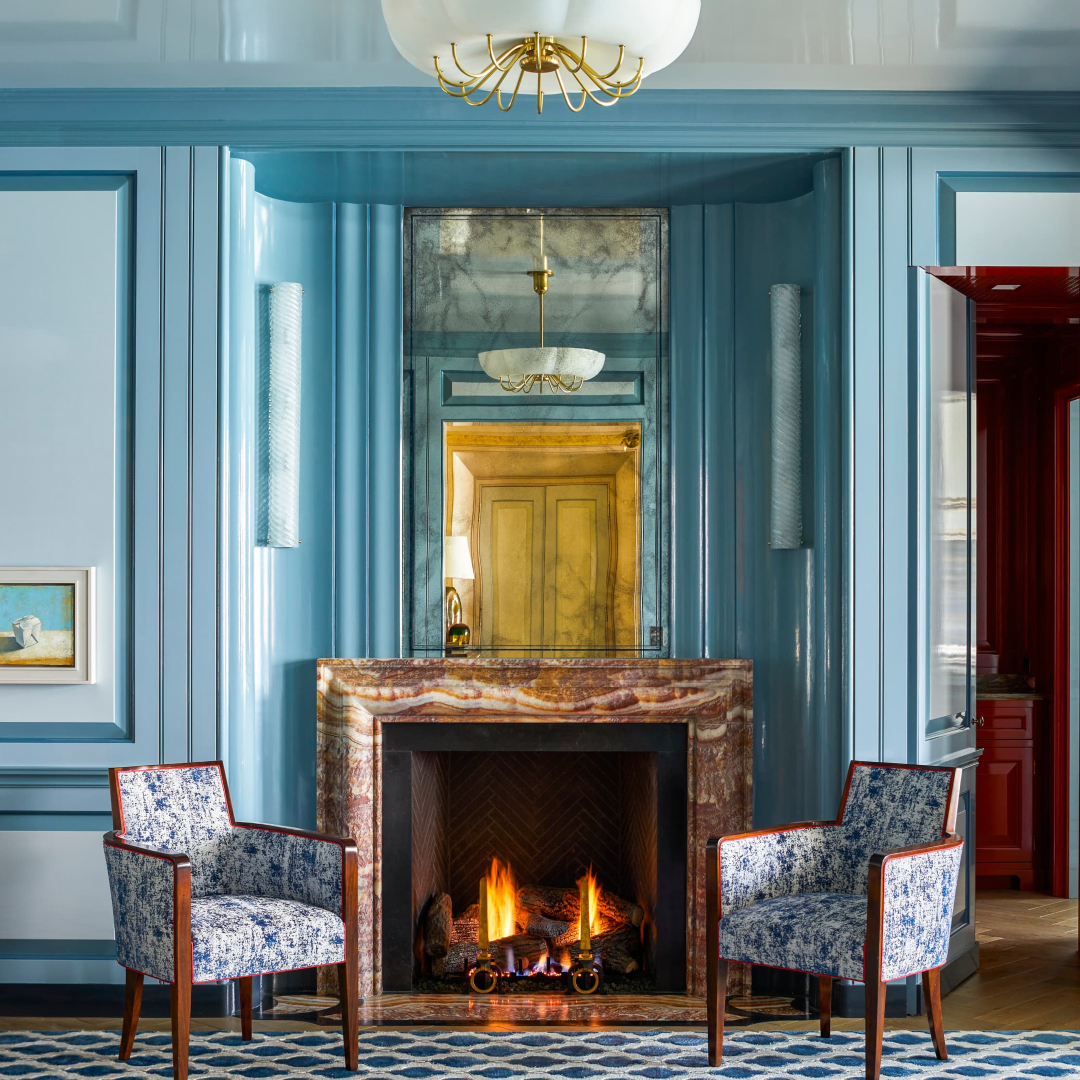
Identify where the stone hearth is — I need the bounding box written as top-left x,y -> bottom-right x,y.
316,658 -> 752,998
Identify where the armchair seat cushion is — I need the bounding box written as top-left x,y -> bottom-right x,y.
718,893 -> 867,981
190,895 -> 345,983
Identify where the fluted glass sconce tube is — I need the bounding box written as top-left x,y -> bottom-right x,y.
266,282 -> 303,547
770,284 -> 802,549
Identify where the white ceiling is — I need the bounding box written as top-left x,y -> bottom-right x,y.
0,0 -> 1079,91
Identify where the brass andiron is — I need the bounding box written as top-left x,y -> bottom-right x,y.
570,875 -> 602,995
469,876 -> 499,994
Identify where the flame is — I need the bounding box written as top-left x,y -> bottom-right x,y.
484,857 -> 518,941
577,864 -> 604,936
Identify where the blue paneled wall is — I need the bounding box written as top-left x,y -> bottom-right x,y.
228,151 -> 843,836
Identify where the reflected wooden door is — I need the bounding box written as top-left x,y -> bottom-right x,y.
477,486 -> 545,655
477,481 -> 613,654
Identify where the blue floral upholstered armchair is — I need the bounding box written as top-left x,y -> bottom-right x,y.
706,761 -> 963,1080
102,762 -> 359,1080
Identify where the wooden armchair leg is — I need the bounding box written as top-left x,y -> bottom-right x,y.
238,976 -> 253,1041
338,960 -> 359,1071
707,959 -> 727,1066
119,969 -> 143,1060
924,968 -> 947,1060
864,978 -> 886,1080
819,975 -> 832,1038
170,979 -> 191,1080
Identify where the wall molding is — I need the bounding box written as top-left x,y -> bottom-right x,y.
2,88 -> 1080,149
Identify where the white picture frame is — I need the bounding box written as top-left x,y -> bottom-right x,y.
0,567 -> 95,684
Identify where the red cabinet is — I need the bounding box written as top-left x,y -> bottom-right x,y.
975,698 -> 1039,890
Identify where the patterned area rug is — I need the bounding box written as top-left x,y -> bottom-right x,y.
3,1029 -> 1080,1078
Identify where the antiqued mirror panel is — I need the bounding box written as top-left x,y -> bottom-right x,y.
404,208 -> 668,655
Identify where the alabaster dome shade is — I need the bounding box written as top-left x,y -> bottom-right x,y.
478,346 -> 605,381
381,0 -> 701,95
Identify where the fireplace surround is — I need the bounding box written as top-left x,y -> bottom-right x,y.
316,658 -> 752,999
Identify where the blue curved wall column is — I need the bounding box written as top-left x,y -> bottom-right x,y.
366,205 -> 404,659
334,203 -> 367,660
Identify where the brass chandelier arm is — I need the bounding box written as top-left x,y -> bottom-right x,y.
499,374 -> 585,394
432,33 -> 645,113
486,34 -> 520,71
563,49 -> 644,97
558,62 -> 642,110
435,49 -> 525,107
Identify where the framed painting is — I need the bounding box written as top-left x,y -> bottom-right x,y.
0,567 -> 95,684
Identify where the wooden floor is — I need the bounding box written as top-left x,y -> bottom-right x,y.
1,891 -> 1075,1033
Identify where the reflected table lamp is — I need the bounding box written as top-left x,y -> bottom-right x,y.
444,535 -> 475,652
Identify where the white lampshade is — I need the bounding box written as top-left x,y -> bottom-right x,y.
444,535 -> 475,579
478,346 -> 604,381
381,0 -> 700,95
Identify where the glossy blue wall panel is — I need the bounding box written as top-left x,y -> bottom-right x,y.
734,193 -> 827,825
367,205 -> 403,659
811,157 -> 845,808
878,148 -> 915,766
850,148 -> 885,763
335,203 -> 367,660
246,194 -> 335,827
223,155 -> 257,807
669,205 -> 705,659
160,147 -> 222,765
702,204 -> 737,659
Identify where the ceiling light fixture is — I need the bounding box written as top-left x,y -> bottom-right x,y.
478,215 -> 603,393
381,0 -> 701,114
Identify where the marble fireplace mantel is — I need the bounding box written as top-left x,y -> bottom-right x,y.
316,658 -> 752,997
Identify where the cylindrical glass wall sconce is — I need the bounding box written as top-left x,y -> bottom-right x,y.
266,281 -> 303,547
770,283 -> 802,549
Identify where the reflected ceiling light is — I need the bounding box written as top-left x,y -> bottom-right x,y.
991,284 -> 1021,290
381,0 -> 700,114
478,216 -> 603,394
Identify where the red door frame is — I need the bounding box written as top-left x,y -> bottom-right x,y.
1051,381 -> 1080,899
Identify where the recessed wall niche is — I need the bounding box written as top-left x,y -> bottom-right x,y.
403,207 -> 670,658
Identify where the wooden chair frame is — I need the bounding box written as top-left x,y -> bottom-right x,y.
104,761 -> 359,1080
705,761 -> 963,1080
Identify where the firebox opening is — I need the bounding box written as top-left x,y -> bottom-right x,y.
381,723 -> 688,994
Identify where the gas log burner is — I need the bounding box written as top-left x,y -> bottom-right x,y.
429,860 -> 639,994
381,721 -> 690,993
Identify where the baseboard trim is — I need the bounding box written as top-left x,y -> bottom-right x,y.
0,939 -> 121,985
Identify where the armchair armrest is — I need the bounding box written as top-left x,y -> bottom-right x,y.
102,831 -> 192,985
230,822 -> 358,919
866,834 -> 964,983
707,822 -> 839,919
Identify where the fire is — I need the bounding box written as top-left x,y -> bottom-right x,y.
577,864 -> 603,936
484,857 -> 517,941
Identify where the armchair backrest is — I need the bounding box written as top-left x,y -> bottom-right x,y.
833,762 -> 959,894
110,762 -> 236,895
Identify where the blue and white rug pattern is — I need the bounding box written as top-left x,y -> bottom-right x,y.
3,1029 -> 1080,1079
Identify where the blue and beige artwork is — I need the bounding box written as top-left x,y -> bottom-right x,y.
0,583 -> 75,666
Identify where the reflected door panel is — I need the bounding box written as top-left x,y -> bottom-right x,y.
544,484 -> 612,655
478,487 -> 545,655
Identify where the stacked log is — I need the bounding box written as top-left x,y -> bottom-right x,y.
428,882 -> 645,979
516,884 -> 644,929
